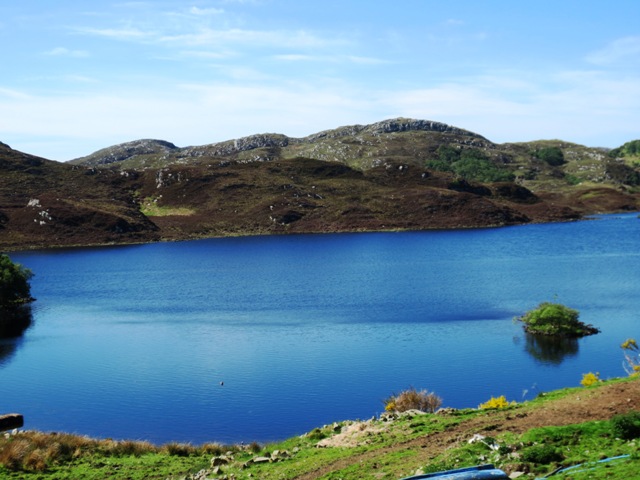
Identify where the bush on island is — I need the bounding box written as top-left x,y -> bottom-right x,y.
515,302 -> 599,338
0,254 -> 35,338
0,254 -> 34,308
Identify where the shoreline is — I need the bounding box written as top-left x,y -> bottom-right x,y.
3,209 -> 604,254
1,378 -> 638,479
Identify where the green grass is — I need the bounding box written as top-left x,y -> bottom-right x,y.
2,414 -> 638,479
415,419 -> 639,479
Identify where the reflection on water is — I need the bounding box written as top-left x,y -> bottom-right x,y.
524,333 -> 579,365
0,305 -> 33,338
0,305 -> 33,366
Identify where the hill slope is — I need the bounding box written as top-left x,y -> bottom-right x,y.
0,142 -> 159,250
2,118 -> 640,250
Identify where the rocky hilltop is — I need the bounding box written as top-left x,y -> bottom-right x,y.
2,118 -> 639,250
69,118 -> 491,169
71,139 -> 179,167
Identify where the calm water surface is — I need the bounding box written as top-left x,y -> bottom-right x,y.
2,213 -> 639,444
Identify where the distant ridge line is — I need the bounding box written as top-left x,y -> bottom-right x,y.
69,117 -> 488,165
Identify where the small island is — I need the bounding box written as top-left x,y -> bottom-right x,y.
515,302 -> 600,338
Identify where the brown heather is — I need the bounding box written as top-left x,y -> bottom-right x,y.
0,430 -> 239,472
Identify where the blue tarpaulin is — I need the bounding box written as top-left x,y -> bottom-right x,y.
399,464 -> 509,480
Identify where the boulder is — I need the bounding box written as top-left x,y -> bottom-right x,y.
252,456 -> 271,464
0,414 -> 23,432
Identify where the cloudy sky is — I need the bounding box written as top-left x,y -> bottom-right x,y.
1,1 -> 639,161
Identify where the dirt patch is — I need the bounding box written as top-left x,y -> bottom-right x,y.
316,420 -> 389,448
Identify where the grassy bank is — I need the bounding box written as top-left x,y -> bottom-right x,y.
1,378 -> 638,479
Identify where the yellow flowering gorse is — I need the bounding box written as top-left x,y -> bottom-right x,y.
478,395 -> 516,410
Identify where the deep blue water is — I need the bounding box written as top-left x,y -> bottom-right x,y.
1,213 -> 639,445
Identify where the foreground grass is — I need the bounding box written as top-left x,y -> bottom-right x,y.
1,379 -> 638,479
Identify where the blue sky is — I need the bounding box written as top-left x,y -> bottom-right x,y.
1,1 -> 639,161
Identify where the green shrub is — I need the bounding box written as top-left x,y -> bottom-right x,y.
521,444 -> 564,464
609,139 -> 640,158
0,254 -> 34,308
451,156 -> 515,183
515,302 -> 599,338
534,146 -> 565,166
564,173 -> 581,185
426,147 -> 514,182
308,428 -> 326,441
425,159 -> 453,172
611,411 -> 640,440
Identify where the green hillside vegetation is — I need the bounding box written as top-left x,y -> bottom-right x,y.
609,139 -> 640,164
1,378 -> 638,479
425,146 -> 515,182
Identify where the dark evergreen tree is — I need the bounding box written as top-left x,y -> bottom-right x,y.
0,254 -> 34,308
534,146 -> 565,166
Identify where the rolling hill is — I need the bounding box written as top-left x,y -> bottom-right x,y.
2,118 -> 639,250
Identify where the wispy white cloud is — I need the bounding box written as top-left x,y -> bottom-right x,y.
272,54 -> 387,65
3,3 -> 639,161
0,81 -> 369,159
68,4 -> 347,52
159,27 -> 339,50
0,86 -> 32,100
74,26 -> 153,40
219,0 -> 264,4
189,6 -> 224,16
346,55 -> 390,65
273,54 -> 314,62
74,20 -> 345,61
2,64 -> 639,162
381,67 -> 640,144
63,75 -> 99,83
44,47 -> 90,58
207,65 -> 274,81
586,36 -> 640,65
178,49 -> 236,59
114,2 -> 154,8
5,36 -> 640,153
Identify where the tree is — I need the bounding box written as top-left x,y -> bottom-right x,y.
0,254 -> 34,308
451,156 -> 515,182
426,147 -> 515,182
609,139 -> 640,158
534,146 -> 565,166
515,302 -> 599,338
